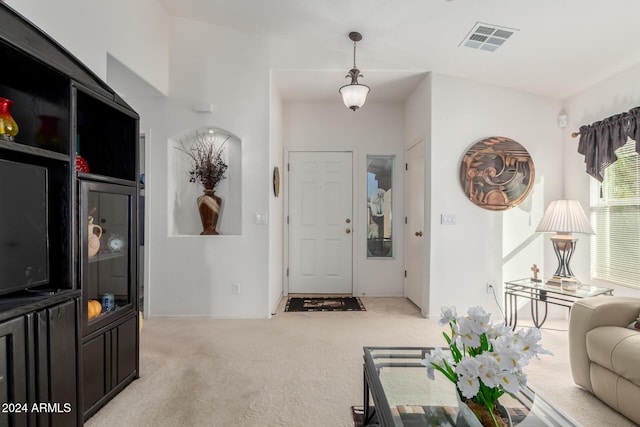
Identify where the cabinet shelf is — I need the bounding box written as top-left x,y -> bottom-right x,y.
88,251 -> 126,263
77,171 -> 137,187
87,302 -> 130,325
0,139 -> 69,162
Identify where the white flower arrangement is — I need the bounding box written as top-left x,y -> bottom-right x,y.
422,306 -> 551,426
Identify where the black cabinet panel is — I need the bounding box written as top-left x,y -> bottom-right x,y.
0,316 -> 28,427
82,335 -> 106,413
36,299 -> 79,426
82,314 -> 138,420
116,316 -> 137,384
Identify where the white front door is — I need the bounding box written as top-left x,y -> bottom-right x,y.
288,151 -> 353,294
405,140 -> 425,308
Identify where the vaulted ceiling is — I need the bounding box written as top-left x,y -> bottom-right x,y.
157,0 -> 640,102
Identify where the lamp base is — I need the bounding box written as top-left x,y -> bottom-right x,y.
546,275 -> 577,285
549,233 -> 579,280
545,276 -> 562,286
546,275 -> 579,291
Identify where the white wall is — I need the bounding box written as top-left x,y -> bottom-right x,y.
403,74 -> 432,313
123,17 -> 272,318
283,102 -> 406,297
428,74 -> 564,318
15,1 -> 629,319
564,62 -> 640,297
9,0 -> 169,96
269,77 -> 285,313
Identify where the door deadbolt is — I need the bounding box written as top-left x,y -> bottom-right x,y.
415,231 -> 423,237
345,218 -> 351,224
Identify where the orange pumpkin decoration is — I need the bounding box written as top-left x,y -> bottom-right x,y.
87,299 -> 102,319
87,300 -> 96,319
92,299 -> 102,317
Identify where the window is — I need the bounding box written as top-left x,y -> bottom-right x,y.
367,155 -> 393,258
591,139 -> 640,288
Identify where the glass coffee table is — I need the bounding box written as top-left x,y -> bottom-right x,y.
362,347 -> 581,426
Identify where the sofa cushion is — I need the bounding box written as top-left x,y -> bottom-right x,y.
591,363 -> 640,425
586,326 -> 640,387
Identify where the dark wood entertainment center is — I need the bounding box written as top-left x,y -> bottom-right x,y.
0,4 -> 140,426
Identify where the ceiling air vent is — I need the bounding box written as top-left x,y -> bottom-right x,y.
460,22 -> 518,52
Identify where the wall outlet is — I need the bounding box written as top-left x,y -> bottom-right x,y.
254,212 -> 268,225
232,283 -> 240,295
486,282 -> 493,294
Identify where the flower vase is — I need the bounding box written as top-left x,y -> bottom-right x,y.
456,394 -> 512,427
0,97 -> 19,142
197,190 -> 221,235
35,115 -> 62,150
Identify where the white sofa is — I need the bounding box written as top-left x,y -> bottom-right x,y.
569,296 -> 640,424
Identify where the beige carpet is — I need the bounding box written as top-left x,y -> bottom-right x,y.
85,297 -> 635,427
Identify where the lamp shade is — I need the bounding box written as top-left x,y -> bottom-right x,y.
339,83 -> 370,111
536,200 -> 595,234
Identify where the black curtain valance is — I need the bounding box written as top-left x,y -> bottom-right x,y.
577,106 -> 640,181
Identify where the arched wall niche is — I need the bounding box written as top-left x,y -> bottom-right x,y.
168,126 -> 242,236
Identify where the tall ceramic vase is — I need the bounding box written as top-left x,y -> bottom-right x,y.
197,190 -> 221,235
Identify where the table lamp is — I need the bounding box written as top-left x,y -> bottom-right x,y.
536,200 -> 595,285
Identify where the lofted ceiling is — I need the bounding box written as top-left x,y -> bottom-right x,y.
157,0 -> 640,102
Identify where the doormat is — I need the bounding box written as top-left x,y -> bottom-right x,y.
285,296 -> 365,312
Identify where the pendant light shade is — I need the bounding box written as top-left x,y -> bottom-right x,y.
339,32 -> 370,111
340,83 -> 369,111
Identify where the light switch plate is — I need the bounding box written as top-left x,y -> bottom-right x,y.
441,214 -> 456,225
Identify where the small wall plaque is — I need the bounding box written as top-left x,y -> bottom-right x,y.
273,166 -> 280,197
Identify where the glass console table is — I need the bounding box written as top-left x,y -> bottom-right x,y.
362,347 -> 581,427
504,278 -> 613,329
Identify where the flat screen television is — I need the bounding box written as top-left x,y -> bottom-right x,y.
0,159 -> 49,296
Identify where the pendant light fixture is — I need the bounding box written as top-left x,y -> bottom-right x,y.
339,32 -> 370,111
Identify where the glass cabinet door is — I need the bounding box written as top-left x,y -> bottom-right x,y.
80,180 -> 137,333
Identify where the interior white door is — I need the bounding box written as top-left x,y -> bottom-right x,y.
405,140 -> 425,308
288,151 -> 353,294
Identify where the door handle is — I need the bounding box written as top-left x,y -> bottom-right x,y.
346,228 -> 351,234
415,231 -> 423,237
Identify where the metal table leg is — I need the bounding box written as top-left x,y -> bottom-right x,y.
362,364 -> 376,425
530,297 -> 548,328
505,291 -> 518,330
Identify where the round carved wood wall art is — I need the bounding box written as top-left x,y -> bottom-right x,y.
460,136 -> 535,211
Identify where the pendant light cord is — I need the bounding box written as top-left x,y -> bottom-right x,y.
353,40 -> 357,68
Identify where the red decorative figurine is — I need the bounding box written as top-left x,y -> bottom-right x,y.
75,135 -> 90,172
76,154 -> 90,172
